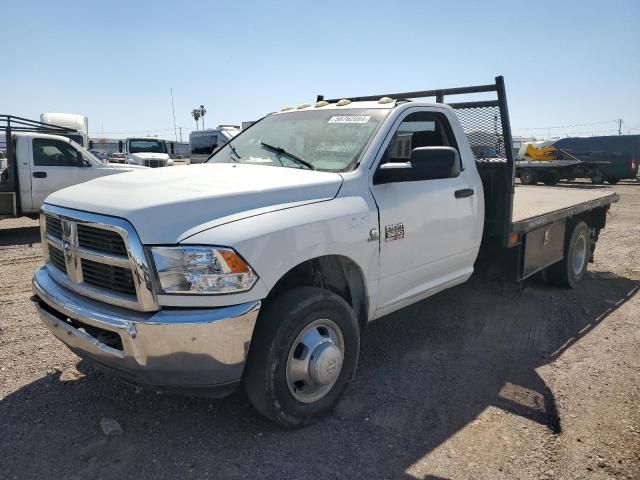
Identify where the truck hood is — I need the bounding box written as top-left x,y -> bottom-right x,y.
45,164 -> 343,244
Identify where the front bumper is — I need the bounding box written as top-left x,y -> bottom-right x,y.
32,266 -> 260,396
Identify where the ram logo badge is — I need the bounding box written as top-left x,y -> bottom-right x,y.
385,223 -> 405,242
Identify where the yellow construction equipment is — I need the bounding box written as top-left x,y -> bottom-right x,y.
523,141 -> 559,161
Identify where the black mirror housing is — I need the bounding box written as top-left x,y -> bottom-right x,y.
409,147 -> 460,180
373,147 -> 460,184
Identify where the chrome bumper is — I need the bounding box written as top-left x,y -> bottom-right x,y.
32,266 -> 260,395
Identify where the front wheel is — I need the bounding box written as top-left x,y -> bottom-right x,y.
243,287 -> 360,427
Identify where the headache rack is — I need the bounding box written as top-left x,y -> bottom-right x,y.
317,76 -> 516,246
1,115 -> 79,217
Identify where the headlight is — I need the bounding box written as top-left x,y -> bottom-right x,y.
150,246 -> 258,294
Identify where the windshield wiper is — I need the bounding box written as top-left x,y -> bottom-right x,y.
260,142 -> 315,170
228,143 -> 241,160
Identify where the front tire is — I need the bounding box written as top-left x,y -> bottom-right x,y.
243,287 -> 360,427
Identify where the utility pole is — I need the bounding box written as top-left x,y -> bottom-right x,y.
179,127 -> 182,143
171,88 -> 178,141
618,118 -> 623,135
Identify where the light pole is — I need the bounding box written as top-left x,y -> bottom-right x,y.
171,88 -> 178,141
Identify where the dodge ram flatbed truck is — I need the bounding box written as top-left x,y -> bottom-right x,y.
31,77 -> 618,427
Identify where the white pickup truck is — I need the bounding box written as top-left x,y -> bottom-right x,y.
1,116 -> 147,218
32,78 -> 618,427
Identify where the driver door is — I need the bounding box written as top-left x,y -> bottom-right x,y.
370,109 -> 481,316
30,138 -> 93,209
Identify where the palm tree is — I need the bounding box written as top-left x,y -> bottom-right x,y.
199,105 -> 207,129
191,108 -> 201,130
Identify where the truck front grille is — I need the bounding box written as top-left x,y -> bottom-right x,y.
77,224 -> 127,256
81,258 -> 136,295
40,206 -> 158,312
48,245 -> 67,273
143,159 -> 167,168
46,217 -> 63,239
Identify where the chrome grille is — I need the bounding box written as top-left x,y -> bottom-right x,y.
40,204 -> 158,312
81,258 -> 136,295
77,224 -> 127,256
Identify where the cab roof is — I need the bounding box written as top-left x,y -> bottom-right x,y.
274,99 -> 448,115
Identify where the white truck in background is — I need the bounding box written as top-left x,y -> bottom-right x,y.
126,137 -> 174,168
40,113 -> 89,148
1,115 -> 146,218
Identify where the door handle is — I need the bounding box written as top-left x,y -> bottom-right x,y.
455,188 -> 474,198
33,172 -> 47,178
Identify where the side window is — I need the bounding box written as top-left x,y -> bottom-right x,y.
33,138 -> 81,167
382,112 -> 459,166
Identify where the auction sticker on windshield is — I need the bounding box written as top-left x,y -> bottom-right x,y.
328,115 -> 371,124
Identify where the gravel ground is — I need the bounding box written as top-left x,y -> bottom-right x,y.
1,181 -> 639,480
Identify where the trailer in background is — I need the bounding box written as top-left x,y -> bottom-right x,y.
515,135 -> 639,185
189,126 -> 240,163
40,113 -> 88,148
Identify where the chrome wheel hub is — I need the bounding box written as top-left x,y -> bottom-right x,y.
286,319 -> 344,403
573,234 -> 587,275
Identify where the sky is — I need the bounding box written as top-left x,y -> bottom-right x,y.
2,0 -> 639,141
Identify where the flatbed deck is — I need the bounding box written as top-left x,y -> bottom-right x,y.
511,185 -> 619,233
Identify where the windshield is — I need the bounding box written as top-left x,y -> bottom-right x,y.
129,139 -> 167,154
207,109 -> 388,172
64,133 -> 85,146
69,140 -> 102,164
191,133 -> 218,154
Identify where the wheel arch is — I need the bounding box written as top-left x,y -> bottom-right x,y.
266,255 -> 369,329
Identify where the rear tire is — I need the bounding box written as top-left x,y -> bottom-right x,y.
606,178 -> 619,185
520,169 -> 536,185
547,221 -> 590,288
243,287 -> 360,427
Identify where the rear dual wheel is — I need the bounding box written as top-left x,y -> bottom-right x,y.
547,221 -> 590,288
243,287 -> 360,427
520,170 -> 536,185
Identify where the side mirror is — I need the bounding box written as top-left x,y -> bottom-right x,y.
373,147 -> 460,184
409,146 -> 460,180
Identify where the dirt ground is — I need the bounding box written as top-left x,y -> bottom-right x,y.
1,181 -> 639,480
